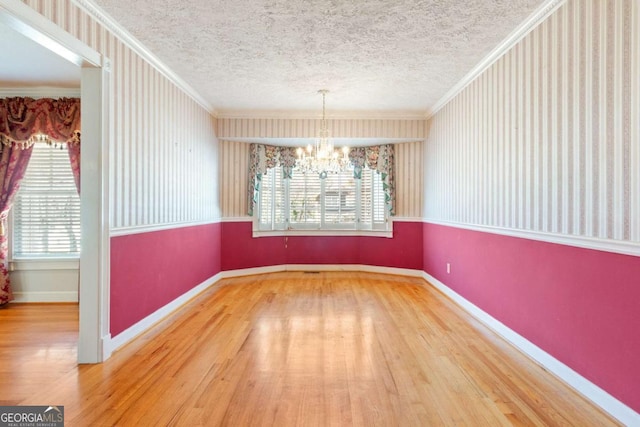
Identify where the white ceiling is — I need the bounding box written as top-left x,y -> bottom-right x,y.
0,20 -> 81,89
92,0 -> 544,115
0,1 -> 545,115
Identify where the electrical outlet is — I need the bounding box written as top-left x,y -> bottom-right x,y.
446,263 -> 451,274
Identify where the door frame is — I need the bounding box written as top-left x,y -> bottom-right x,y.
0,0 -> 111,363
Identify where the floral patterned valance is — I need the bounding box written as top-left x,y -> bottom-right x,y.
0,97 -> 81,150
247,143 -> 395,216
247,144 -> 297,216
348,145 -> 395,214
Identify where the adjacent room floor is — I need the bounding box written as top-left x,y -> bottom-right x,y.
0,272 -> 619,426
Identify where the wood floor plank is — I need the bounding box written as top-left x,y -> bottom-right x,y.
0,272 -> 621,426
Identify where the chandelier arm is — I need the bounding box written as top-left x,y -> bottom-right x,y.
294,89 -> 351,177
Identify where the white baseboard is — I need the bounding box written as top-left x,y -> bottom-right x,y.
98,264 -> 639,425
101,333 -> 112,361
107,265 -> 421,356
108,265 -> 420,355
219,265 -> 286,279
220,264 -> 424,279
12,291 -> 78,303
421,271 -> 640,427
286,264 -> 424,277
106,272 -> 224,355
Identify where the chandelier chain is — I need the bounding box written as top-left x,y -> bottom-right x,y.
295,90 -> 350,177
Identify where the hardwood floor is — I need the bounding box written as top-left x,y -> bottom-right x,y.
0,272 -> 619,426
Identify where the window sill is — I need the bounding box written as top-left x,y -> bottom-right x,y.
252,229 -> 393,238
9,258 -> 80,271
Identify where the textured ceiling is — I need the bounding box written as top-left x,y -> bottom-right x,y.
93,0 -> 543,114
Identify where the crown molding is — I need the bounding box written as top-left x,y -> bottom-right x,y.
0,86 -> 80,98
216,109 -> 428,121
71,0 -> 214,114
427,0 -> 566,119
0,0 -> 101,67
69,0 -> 564,122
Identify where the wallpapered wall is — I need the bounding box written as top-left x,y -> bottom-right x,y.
217,117 -> 426,140
423,0 -> 640,415
219,139 -> 424,219
425,0 -> 639,248
20,0 -> 222,337
22,0 -> 220,231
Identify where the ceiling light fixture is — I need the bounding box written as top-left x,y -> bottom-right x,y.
296,90 -> 350,178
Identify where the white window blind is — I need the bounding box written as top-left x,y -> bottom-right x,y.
258,166 -> 387,232
12,143 -> 81,258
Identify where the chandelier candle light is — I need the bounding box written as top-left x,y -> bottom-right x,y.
296,90 -> 350,177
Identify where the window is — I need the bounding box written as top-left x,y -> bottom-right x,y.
11,143 -> 81,258
257,166 -> 388,232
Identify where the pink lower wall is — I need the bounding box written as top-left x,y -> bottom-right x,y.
422,222 -> 640,413
108,218 -> 639,412
109,220 -> 421,338
110,222 -> 640,411
221,221 -> 423,271
110,222 -> 222,336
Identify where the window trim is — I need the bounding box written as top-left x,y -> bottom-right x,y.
254,166 -> 393,238
252,225 -> 394,239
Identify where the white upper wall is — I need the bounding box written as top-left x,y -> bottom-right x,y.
20,0 -> 220,232
424,0 -> 640,254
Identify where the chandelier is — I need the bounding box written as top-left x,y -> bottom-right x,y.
295,90 -> 350,177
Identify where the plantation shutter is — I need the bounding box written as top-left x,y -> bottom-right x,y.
257,164 -> 388,232
324,169 -> 356,225
259,167 -> 286,229
358,168 -> 386,229
372,171 -> 386,225
289,172 -> 321,226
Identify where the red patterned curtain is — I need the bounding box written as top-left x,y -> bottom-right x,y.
67,140 -> 81,194
0,97 -> 81,147
0,97 -> 81,306
0,145 -> 34,305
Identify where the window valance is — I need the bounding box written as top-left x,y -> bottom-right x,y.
0,97 -> 81,149
0,97 -> 82,305
248,143 -> 395,217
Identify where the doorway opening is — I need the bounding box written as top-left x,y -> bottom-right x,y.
0,3 -> 109,363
